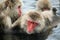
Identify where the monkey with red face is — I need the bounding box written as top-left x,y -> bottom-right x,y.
12,10 -> 45,34
12,10 -> 53,33
0,0 -> 22,22
0,0 -> 22,30
36,0 -> 51,11
5,0 -> 22,22
36,0 -> 57,29
36,0 -> 57,15
0,0 -> 22,40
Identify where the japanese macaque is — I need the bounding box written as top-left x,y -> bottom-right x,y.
6,0 -> 22,22
11,10 -> 60,40
36,0 -> 52,11
36,0 -> 57,29
0,0 -> 22,40
0,0 -> 22,32
36,0 -> 57,14
0,0 -> 22,22
12,10 -> 45,34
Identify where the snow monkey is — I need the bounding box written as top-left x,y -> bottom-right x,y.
0,0 -> 22,32
36,0 -> 52,11
36,0 -> 57,14
36,0 -> 57,28
2,0 -> 22,22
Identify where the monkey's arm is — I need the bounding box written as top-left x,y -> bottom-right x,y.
43,15 -> 60,32
47,15 -> 60,29
11,17 -> 21,28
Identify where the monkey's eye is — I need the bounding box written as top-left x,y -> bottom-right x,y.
18,6 -> 21,8
32,22 -> 34,24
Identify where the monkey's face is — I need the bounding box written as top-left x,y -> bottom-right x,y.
36,0 -> 51,11
20,11 -> 45,34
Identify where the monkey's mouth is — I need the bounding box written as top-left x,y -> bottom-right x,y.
27,20 -> 38,34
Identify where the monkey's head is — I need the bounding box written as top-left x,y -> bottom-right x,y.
52,7 -> 57,15
20,10 -> 55,34
36,0 -> 51,11
28,11 -> 41,21
4,0 -> 21,9
20,11 -> 45,34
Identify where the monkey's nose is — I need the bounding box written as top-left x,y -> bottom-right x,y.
27,21 -> 38,34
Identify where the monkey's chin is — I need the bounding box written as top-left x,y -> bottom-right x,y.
26,31 -> 34,34
26,31 -> 41,34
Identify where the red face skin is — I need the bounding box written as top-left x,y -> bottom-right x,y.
17,6 -> 22,17
27,20 -> 38,33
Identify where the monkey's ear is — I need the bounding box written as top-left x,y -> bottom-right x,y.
52,7 -> 57,15
52,7 -> 57,12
